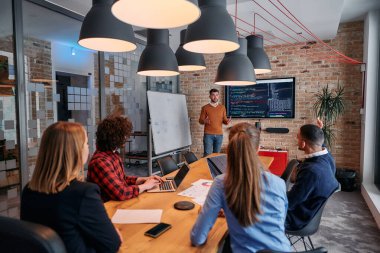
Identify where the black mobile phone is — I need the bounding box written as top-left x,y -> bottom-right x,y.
144,223 -> 172,238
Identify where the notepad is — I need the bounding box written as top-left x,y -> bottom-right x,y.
111,209 -> 162,224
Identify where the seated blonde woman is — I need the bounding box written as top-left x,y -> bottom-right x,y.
21,121 -> 121,253
191,122 -> 290,252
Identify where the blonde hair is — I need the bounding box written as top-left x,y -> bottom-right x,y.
224,122 -> 263,227
28,121 -> 86,194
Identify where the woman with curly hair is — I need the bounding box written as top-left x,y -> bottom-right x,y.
87,115 -> 162,202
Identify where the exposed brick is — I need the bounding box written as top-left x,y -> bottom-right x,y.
181,21 -> 363,172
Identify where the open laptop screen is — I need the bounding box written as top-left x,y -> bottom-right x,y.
174,164 -> 190,187
206,155 -> 227,178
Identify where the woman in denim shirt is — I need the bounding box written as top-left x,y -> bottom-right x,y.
191,122 -> 290,252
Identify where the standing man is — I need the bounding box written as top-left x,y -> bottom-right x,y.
199,88 -> 231,156
286,119 -> 339,230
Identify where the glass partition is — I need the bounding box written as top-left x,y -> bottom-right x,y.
104,45 -> 147,163
0,0 -> 20,218
22,1 -> 100,181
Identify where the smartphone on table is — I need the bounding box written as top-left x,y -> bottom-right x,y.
144,223 -> 172,238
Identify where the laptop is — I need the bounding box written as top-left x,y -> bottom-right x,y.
207,154 -> 227,179
148,164 -> 190,193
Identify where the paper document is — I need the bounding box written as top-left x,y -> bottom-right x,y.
178,184 -> 211,200
191,179 -> 213,187
192,196 -> 207,206
111,209 -> 162,224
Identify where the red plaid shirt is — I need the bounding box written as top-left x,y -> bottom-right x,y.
87,150 -> 139,202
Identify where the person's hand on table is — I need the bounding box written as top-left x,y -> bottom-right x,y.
138,178 -> 161,192
136,175 -> 163,185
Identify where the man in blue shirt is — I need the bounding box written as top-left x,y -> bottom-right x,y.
286,122 -> 339,230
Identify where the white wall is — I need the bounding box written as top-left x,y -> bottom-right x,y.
361,10 -> 380,228
51,43 -> 94,76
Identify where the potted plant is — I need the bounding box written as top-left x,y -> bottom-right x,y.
313,84 -> 345,148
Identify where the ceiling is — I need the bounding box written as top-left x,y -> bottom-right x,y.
2,0 -> 380,52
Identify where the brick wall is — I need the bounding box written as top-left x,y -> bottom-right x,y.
181,21 -> 363,171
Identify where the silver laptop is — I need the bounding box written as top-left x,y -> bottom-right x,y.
148,164 -> 190,193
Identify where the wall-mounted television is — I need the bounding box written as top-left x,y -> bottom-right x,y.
225,77 -> 295,118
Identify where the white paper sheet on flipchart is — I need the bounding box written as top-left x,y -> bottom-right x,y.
178,184 -> 211,199
111,209 -> 162,224
191,179 -> 214,187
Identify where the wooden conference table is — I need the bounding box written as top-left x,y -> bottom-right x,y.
105,155 -> 274,253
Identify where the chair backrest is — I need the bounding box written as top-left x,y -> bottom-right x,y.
0,216 -> 67,253
217,232 -> 232,253
281,159 -> 299,190
286,198 -> 329,236
257,246 -> 328,253
184,151 -> 198,164
157,156 -> 178,175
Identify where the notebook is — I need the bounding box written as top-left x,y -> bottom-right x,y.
206,154 -> 227,179
148,164 -> 190,193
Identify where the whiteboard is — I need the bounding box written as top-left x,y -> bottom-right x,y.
147,91 -> 192,155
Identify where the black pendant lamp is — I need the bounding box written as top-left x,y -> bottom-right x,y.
246,35 -> 272,74
78,0 -> 136,52
112,0 -> 200,29
175,30 -> 206,71
215,38 -> 256,86
137,29 -> 179,77
184,0 -> 239,54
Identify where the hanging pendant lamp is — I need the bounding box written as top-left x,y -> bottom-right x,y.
184,0 -> 239,54
137,29 -> 179,77
78,0 -> 136,52
175,29 -> 206,71
111,0 -> 200,29
215,38 -> 256,86
246,34 -> 272,74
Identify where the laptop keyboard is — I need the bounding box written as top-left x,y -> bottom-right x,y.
159,181 -> 173,191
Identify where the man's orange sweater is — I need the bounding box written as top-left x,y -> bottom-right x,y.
199,104 -> 229,135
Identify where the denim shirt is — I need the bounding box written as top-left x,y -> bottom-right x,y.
191,172 -> 291,253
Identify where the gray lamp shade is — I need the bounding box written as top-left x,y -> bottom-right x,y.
137,29 -> 179,77
78,0 -> 136,52
112,0 -> 200,29
246,35 -> 272,74
183,0 -> 239,54
175,29 -> 206,71
215,38 -> 256,86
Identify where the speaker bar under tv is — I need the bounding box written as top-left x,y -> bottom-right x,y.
225,77 -> 296,119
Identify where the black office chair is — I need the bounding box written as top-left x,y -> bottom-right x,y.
184,151 -> 198,164
257,246 -> 328,253
157,156 -> 178,175
286,199 -> 330,251
281,159 -> 299,190
0,215 -> 66,253
217,231 -> 232,253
